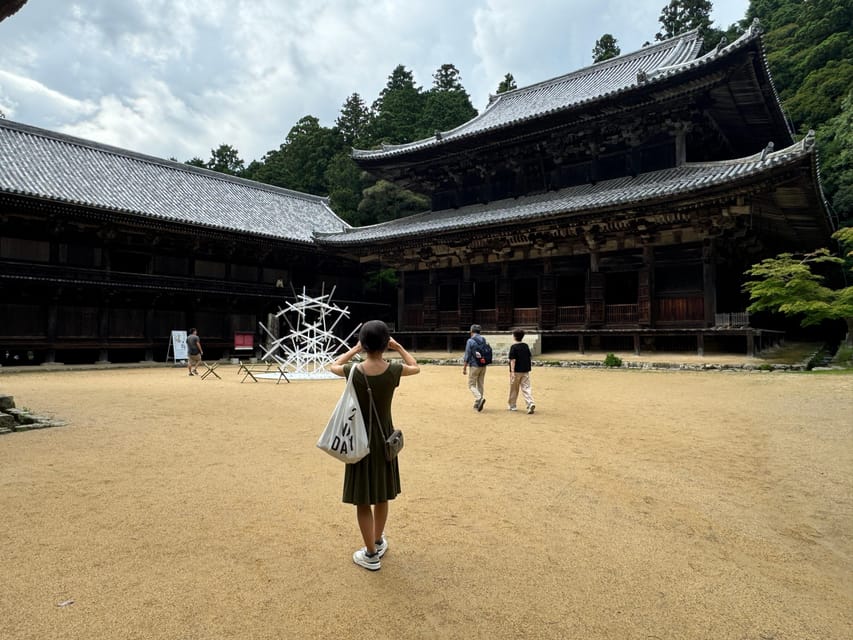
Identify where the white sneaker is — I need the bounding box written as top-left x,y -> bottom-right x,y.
527,403 -> 536,414
353,547 -> 381,571
375,534 -> 388,558
508,406 -> 517,411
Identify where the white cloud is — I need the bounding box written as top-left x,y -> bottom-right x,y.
0,0 -> 751,163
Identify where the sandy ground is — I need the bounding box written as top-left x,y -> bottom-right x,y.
0,362 -> 851,640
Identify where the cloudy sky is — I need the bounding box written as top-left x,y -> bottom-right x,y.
0,0 -> 749,164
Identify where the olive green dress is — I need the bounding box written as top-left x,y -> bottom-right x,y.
342,362 -> 402,505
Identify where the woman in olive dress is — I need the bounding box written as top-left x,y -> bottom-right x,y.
330,320 -> 420,571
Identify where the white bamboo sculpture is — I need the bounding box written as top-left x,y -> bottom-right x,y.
256,284 -> 360,380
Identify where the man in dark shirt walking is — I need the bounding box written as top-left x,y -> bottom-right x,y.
507,328 -> 535,414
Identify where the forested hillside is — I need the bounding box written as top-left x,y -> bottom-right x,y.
188,0 -> 851,229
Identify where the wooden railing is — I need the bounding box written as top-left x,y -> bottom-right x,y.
403,305 -> 423,327
513,307 -> 540,327
556,306 -> 585,325
605,304 -> 638,324
438,310 -> 460,328
656,296 -> 704,323
473,309 -> 496,327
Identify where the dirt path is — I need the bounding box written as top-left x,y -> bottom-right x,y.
1,365 -> 850,639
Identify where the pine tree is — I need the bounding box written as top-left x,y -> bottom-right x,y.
496,73 -> 517,94
592,34 -> 621,62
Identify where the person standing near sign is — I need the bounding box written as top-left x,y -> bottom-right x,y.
187,328 -> 203,376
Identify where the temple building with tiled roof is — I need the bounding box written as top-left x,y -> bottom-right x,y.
323,19 -> 833,355
0,20 -> 835,364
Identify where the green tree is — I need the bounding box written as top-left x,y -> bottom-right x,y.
250,116 -> 343,194
744,228 -> 853,346
325,151 -> 369,224
655,0 -> 713,41
206,144 -> 245,176
432,63 -> 465,91
754,0 -> 853,215
496,73 -> 517,94
369,65 -> 425,144
185,157 -> 206,168
816,91 -> 853,217
592,34 -> 621,62
355,179 -> 429,226
336,92 -> 372,148
654,0 -> 728,51
420,64 -> 478,137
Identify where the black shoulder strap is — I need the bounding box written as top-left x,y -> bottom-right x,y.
359,365 -> 388,438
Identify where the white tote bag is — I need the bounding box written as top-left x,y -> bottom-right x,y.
317,366 -> 370,463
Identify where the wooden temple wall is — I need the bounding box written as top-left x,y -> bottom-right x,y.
397,244 -> 718,333
0,211 -> 367,365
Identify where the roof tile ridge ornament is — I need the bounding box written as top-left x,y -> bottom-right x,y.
686,138 -> 809,168
648,21 -> 762,81
749,16 -> 763,36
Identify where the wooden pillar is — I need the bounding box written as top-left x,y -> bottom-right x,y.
460,265 -> 473,329
396,271 -> 405,331
540,258 -> 555,329
586,251 -> 604,327
45,302 -> 58,364
497,262 -> 512,329
697,333 -> 705,356
703,241 -> 717,327
423,269 -> 438,329
97,300 -> 110,363
144,307 -> 155,362
639,246 -> 654,327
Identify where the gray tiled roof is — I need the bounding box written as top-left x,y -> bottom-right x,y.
0,120 -> 350,242
319,139 -> 816,245
353,25 -> 763,161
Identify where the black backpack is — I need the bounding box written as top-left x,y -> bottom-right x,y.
474,337 -> 493,365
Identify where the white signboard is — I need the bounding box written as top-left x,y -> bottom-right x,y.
170,330 -> 188,361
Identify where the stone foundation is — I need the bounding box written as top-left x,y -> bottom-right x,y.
0,394 -> 68,434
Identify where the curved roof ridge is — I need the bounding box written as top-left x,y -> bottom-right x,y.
0,118 -> 330,205
687,134 -> 812,168
648,19 -> 762,82
353,30 -> 704,160
327,143 -> 819,246
487,28 -> 702,103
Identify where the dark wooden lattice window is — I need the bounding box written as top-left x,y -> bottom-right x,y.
438,284 -> 459,311
195,259 -> 227,279
0,238 -> 50,262
0,304 -> 44,337
473,280 -> 495,309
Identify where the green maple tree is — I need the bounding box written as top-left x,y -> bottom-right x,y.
743,228 -> 853,345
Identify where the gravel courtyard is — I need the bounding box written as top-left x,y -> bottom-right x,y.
1,364 -> 851,639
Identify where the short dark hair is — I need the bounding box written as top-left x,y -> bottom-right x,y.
513,328 -> 525,340
359,320 -> 390,353
190,328 -> 197,334
470,324 -> 482,333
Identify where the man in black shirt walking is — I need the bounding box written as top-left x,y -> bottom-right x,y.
507,328 -> 535,414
